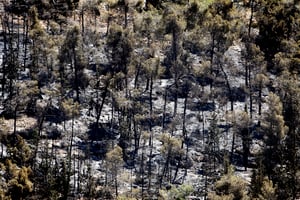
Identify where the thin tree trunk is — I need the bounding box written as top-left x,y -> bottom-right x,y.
149,75 -> 153,131
96,81 -> 110,128
141,138 -> 146,199
133,116 -> 139,154
1,142 -> 3,158
249,68 -> 253,119
145,78 -> 149,91
59,65 -> 65,97
182,94 -> 188,141
1,15 -> 7,95
202,110 -> 205,141
17,17 -> 20,52
231,132 -> 235,162
172,157 -> 180,184
183,93 -> 189,181
77,158 -> 82,194
13,104 -> 18,135
106,7 -> 111,36
173,92 -> 189,182
173,80 -> 178,117
33,107 -> 46,169
148,140 -> 153,191
69,115 -> 74,174
74,49 -> 80,102
115,174 -> 118,197
210,34 -> 215,90
218,62 -> 235,161
23,16 -> 28,70
134,63 -> 141,89
219,63 -> 233,111
244,60 -> 248,113
162,87 -> 168,129
124,4 -> 128,28
258,83 -> 262,126
159,154 -> 169,188
81,9 -> 84,36
147,130 -> 153,191
204,173 -> 208,200
111,94 -> 115,129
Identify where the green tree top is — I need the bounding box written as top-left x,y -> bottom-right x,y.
208,165 -> 249,200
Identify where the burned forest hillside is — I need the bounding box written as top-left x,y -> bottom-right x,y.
0,0 -> 300,199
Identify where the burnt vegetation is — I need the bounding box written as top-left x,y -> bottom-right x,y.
0,0 -> 300,199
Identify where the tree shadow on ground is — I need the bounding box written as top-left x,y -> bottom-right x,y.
74,122 -> 120,159
44,105 -> 65,123
87,122 -> 118,141
187,101 -> 215,112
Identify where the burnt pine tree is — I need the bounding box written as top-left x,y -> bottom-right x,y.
235,111 -> 251,171
58,26 -> 87,102
106,24 -> 132,93
241,42 -> 267,119
162,8 -> 185,117
105,145 -> 124,197
202,0 -> 236,110
61,98 -> 80,195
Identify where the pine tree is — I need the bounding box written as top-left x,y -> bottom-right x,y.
260,92 -> 288,182
1,160 -> 33,200
106,24 -> 132,93
256,0 -> 300,71
258,177 -> 277,200
28,6 -> 47,80
202,0 -> 238,111
8,166 -> 33,200
58,26 -> 87,102
234,111 -> 251,171
61,98 -> 80,195
7,134 -> 32,167
158,133 -> 184,187
276,71 -> 300,199
241,42 -> 267,119
208,165 -> 249,200
162,7 -> 186,117
105,145 -> 124,197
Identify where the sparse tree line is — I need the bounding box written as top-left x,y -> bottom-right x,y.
0,0 -> 299,199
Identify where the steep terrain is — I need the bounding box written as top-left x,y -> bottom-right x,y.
0,0 -> 299,199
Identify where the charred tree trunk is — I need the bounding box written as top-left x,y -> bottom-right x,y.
13,104 -> 18,135
173,80 -> 178,117
134,63 -> 141,89
258,83 -> 262,126
219,63 -> 233,111
73,48 -> 80,103
162,87 -> 168,129
248,66 -> 253,119
149,75 -> 153,131
81,9 -> 84,36
210,34 -> 215,90
106,7 -> 111,36
1,15 -> 7,95
96,80 -> 110,129
23,15 -> 28,70
218,63 -> 235,161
